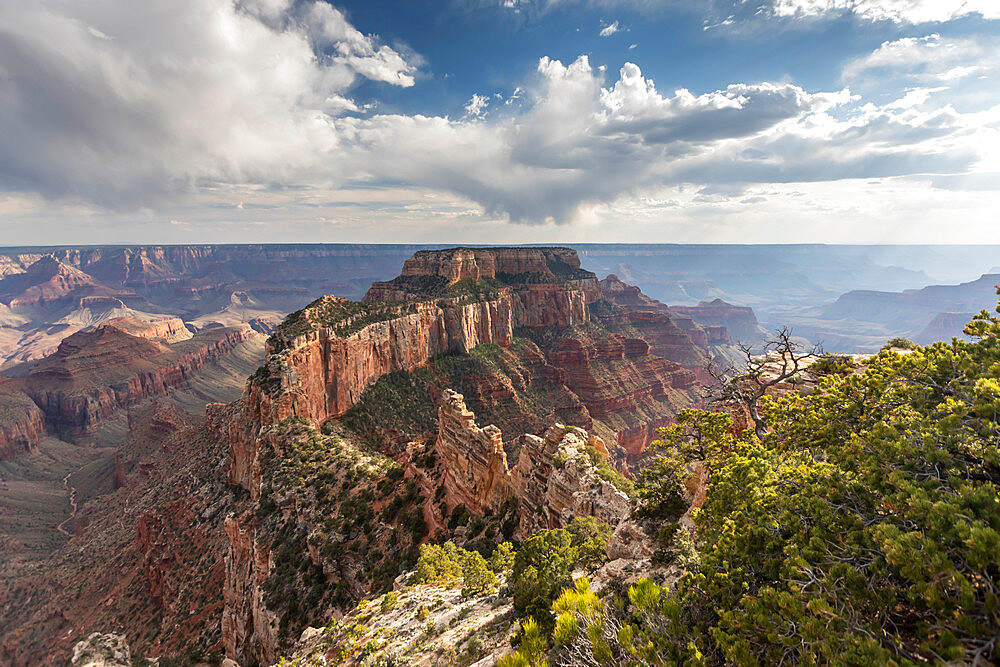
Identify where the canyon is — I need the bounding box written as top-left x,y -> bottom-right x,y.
212,247 -> 714,663
4,244 -> 994,665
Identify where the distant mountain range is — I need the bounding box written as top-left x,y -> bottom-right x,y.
1,244 -> 998,368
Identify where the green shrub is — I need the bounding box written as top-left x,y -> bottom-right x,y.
883,336 -> 918,350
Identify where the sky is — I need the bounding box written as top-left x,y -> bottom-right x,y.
0,0 -> 998,245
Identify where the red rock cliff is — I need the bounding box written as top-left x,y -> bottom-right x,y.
434,389 -> 630,539
0,384 -> 46,460
18,324 -> 255,441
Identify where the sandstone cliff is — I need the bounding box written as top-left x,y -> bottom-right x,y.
671,298 -> 767,345
102,316 -> 193,343
363,246 -> 600,303
435,389 -> 630,540
18,324 -> 255,441
0,384 -> 46,459
215,247 -> 710,664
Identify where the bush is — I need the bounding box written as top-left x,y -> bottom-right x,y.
809,354 -> 856,376
412,542 -> 498,596
510,518 -> 611,629
883,336 -> 918,350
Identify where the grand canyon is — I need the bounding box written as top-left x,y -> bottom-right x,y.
2,243 -> 999,665
3,1 -> 1000,663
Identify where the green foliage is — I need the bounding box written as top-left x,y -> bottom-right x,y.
445,277 -> 504,299
507,298 -> 1000,665
498,617 -> 548,667
884,336 -> 918,350
511,517 -> 611,629
380,591 -> 398,612
638,410 -> 735,528
809,353 -> 857,375
489,541 -> 515,575
412,541 -> 498,597
274,297 -> 419,341
638,298 -> 1000,663
584,445 -> 637,498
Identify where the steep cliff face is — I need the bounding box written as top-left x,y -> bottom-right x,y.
216,247 -> 709,664
18,325 -> 255,441
0,385 -> 46,459
436,389 -> 514,515
598,274 -> 716,364
364,247 -> 599,303
103,317 -> 192,343
222,517 -> 277,667
434,390 -> 630,540
671,298 -> 767,345
0,256 -> 113,309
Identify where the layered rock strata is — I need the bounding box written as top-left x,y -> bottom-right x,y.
671,298 -> 766,345
0,385 -> 46,459
436,389 -> 630,539
364,246 -> 600,303
18,324 -> 254,440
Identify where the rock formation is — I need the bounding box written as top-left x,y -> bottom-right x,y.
70,633 -> 131,667
435,389 -> 630,539
0,384 -> 46,459
101,316 -> 193,343
436,389 -> 513,515
670,298 -> 767,345
213,247 -> 709,664
222,517 -> 278,667
15,324 -> 255,441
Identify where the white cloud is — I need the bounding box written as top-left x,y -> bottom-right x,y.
599,20 -> 620,36
0,1 -> 996,237
464,93 -> 491,118
0,0 -> 417,206
841,34 -> 1000,112
769,0 -> 1000,23
326,57 -> 989,224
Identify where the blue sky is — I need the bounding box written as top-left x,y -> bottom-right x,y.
0,0 -> 998,244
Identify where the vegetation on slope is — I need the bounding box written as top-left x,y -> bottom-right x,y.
271,297 -> 420,343
256,418 -> 426,641
501,299 -> 1000,665
341,339 -> 586,451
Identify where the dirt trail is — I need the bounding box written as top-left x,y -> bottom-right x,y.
56,472 -> 78,537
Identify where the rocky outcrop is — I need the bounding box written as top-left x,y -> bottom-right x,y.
435,390 -> 630,540
104,316 -> 192,343
671,298 -> 766,345
0,255 -> 113,309
364,246 -> 600,303
547,332 -> 695,422
216,248 -> 707,663
0,385 -> 45,459
436,390 -> 514,514
222,516 -> 278,667
71,633 -> 131,667
18,324 -> 255,440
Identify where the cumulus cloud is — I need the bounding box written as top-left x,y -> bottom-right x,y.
329,56 -> 990,223
489,0 -> 999,23
768,0 -> 1000,23
0,0 -> 996,228
464,93 -> 491,118
843,34 -> 998,83
0,0 -> 417,205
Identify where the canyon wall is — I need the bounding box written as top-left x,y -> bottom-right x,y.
17,324 -> 255,441
0,385 -> 46,459
435,389 -> 630,540
216,247 -> 703,663
364,246 -> 600,303
224,286 -> 591,495
671,298 -> 766,345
